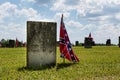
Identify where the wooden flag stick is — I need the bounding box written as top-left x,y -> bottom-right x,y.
56,52 -> 58,71
56,62 -> 58,71
63,57 -> 65,63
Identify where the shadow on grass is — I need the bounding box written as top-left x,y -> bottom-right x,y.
56,63 -> 77,70
18,64 -> 55,71
18,63 -> 77,71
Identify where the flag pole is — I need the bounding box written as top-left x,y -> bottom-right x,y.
61,14 -> 65,63
63,57 -> 65,63
56,52 -> 58,71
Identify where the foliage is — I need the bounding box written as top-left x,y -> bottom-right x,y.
0,39 -> 9,47
0,46 -> 120,80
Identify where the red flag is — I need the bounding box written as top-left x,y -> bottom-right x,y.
16,38 -> 19,47
59,14 -> 79,62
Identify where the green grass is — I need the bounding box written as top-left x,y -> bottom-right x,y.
0,46 -> 120,80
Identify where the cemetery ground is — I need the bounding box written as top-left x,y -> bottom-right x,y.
0,46 -> 120,80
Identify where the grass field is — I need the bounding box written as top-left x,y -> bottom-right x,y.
0,46 -> 120,80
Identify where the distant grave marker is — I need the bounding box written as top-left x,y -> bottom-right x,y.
118,36 -> 120,47
75,41 -> 79,46
84,37 -> 92,48
27,21 -> 56,68
9,40 -> 15,48
106,39 -> 111,46
84,33 -> 94,48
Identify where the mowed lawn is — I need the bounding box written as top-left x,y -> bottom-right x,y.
0,46 -> 120,80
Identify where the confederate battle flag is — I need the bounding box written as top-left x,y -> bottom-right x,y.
59,14 -> 79,62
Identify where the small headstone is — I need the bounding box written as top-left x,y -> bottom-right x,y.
118,36 -> 120,47
9,40 -> 15,48
106,39 -> 111,46
84,37 -> 92,48
27,21 -> 56,68
75,41 -> 79,46
0,42 -> 2,47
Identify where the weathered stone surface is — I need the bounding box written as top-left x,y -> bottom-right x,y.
27,21 -> 56,67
